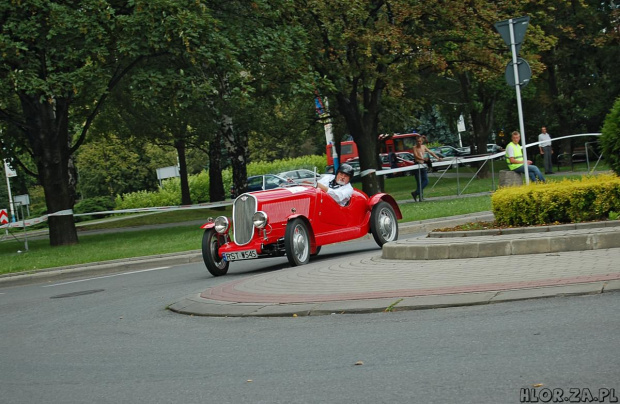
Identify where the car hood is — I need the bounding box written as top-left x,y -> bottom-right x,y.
239,185 -> 317,203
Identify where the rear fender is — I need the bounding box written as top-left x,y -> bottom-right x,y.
368,193 -> 402,219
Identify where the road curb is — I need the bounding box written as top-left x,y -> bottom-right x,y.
384,221 -> 620,260
167,281 -> 620,317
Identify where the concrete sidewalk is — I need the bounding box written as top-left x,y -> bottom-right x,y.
168,216 -> 620,317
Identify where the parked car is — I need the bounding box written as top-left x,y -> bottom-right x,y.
325,159 -> 361,181
230,174 -> 290,199
454,144 -> 504,155
201,185 -> 402,276
456,146 -> 471,155
379,152 -> 417,176
487,144 -> 504,154
277,169 -> 322,185
430,146 -> 468,158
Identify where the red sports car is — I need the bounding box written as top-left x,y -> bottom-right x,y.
200,183 -> 402,276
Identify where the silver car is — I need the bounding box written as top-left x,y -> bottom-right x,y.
277,169 -> 323,185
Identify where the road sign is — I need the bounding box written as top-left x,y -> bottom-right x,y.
0,209 -> 8,225
4,159 -> 16,178
457,114 -> 466,132
495,16 -> 530,55
505,58 -> 532,87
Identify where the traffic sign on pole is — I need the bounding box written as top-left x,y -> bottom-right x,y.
494,16 -> 530,55
495,16 -> 532,184
505,58 -> 532,87
0,209 -> 8,225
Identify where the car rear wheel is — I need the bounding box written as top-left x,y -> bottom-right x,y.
370,201 -> 399,247
285,219 -> 310,266
202,229 -> 229,276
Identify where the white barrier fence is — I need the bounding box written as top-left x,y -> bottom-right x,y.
375,133 -> 602,177
1,133 -> 603,231
0,201 -> 231,231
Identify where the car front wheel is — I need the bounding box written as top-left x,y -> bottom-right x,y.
285,218 -> 310,266
202,229 -> 229,276
370,201 -> 399,247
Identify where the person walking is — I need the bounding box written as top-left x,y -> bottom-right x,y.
538,126 -> 554,174
411,136 -> 442,201
506,131 -> 546,183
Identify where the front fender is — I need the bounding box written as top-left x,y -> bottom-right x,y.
368,193 -> 402,219
200,222 -> 215,230
287,214 -> 320,254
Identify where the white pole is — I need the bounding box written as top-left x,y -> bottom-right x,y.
4,160 -> 16,222
322,98 -> 339,171
509,19 -> 530,184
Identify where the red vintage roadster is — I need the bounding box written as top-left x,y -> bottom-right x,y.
200,183 -> 402,276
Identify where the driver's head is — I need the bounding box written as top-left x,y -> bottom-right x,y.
336,163 -> 354,185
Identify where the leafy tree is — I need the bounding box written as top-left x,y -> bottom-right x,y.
100,56 -> 216,205
198,0 -> 312,197
600,97 -> 620,175
289,0 -> 447,195
532,0 -> 620,139
0,0 -> 219,245
76,135 -> 161,199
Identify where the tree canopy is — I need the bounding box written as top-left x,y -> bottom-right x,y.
1,0 -> 618,246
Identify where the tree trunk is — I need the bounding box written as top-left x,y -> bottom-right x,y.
459,73 -> 497,179
20,94 -> 78,246
174,138 -> 192,205
208,130 -> 225,202
220,114 -> 248,196
334,83 -> 384,197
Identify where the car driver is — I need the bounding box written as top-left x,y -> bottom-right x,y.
317,163 -> 354,206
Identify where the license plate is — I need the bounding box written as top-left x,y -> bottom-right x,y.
224,250 -> 258,262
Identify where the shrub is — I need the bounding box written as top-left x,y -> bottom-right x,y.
492,173 -> 620,226
74,197 -> 116,222
601,96 -> 620,175
114,155 -> 327,209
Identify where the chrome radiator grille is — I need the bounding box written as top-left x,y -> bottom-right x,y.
233,194 -> 257,245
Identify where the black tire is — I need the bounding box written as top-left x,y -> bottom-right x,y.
370,201 -> 399,247
202,229 -> 229,276
285,218 -> 310,266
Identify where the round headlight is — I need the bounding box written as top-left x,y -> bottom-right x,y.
252,211 -> 268,229
214,216 -> 230,234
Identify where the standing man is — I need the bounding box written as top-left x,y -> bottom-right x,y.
411,136 -> 442,201
538,126 -> 554,174
506,131 -> 546,183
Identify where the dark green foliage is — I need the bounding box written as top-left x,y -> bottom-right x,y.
74,197 -> 116,222
601,97 -> 620,176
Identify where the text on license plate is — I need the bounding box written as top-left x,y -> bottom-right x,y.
224,250 -> 258,261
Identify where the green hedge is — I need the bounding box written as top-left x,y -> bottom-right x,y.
115,155 -> 326,209
601,96 -> 620,176
491,173 -> 620,226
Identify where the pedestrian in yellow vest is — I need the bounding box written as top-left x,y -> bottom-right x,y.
505,131 -> 546,182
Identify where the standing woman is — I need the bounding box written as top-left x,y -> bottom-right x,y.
411,136 -> 442,201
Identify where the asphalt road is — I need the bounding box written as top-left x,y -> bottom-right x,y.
1,237 -> 619,404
